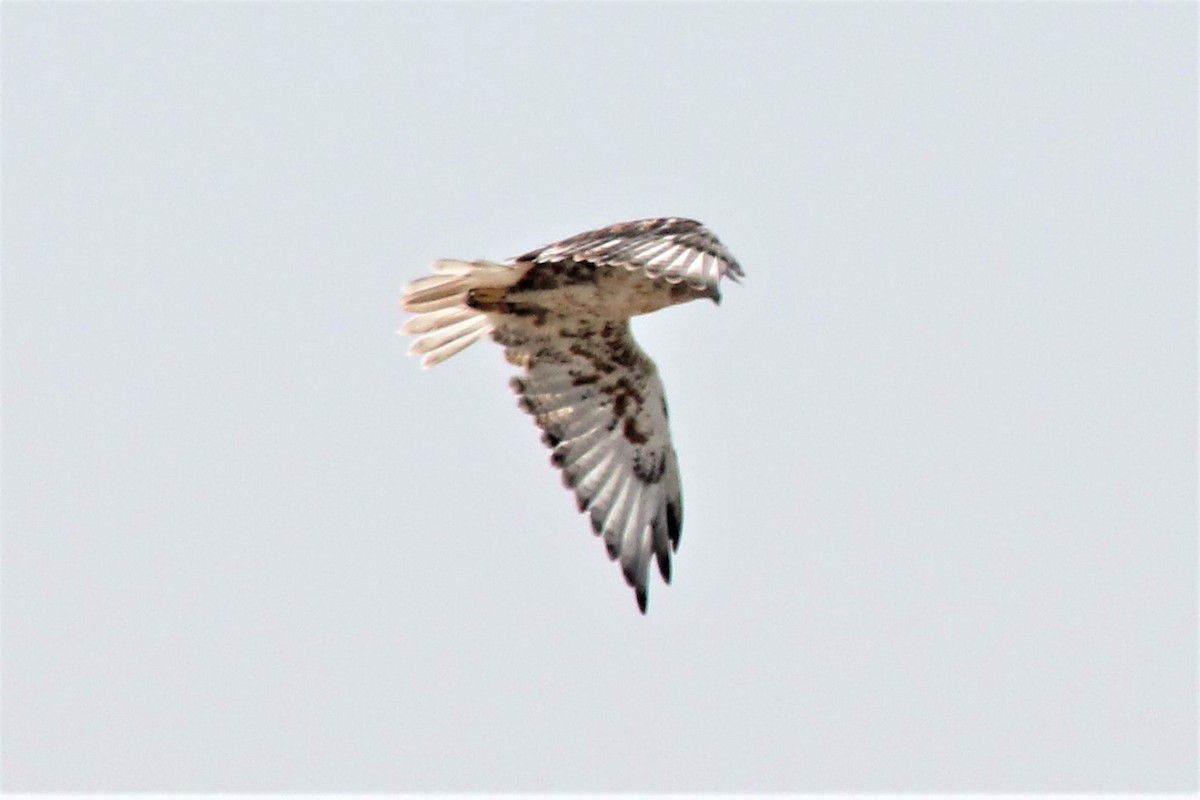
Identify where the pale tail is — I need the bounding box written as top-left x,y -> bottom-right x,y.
400,259 -> 517,368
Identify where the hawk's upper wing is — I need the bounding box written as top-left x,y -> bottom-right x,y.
495,316 -> 682,613
514,217 -> 745,294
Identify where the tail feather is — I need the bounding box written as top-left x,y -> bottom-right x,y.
401,306 -> 476,335
432,258 -> 502,276
402,294 -> 472,315
410,316 -> 492,368
402,274 -> 473,304
400,258 -> 519,368
409,314 -> 490,356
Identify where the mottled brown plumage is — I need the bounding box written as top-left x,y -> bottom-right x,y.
400,218 -> 743,612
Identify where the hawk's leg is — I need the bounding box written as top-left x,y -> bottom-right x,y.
467,290 -> 549,329
466,286 -> 508,312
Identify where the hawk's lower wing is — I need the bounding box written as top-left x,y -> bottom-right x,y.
494,317 -> 683,612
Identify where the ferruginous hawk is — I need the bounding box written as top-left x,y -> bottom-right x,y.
400,217 -> 744,612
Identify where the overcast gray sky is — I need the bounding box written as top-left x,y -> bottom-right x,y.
3,2 -> 1196,793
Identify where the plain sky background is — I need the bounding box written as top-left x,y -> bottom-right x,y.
2,1 -> 1196,793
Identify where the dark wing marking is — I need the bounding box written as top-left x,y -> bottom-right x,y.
493,316 -> 683,613
514,217 -> 745,294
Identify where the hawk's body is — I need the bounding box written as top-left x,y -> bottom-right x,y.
400,218 -> 743,612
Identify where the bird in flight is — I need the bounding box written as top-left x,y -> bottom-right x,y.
400,217 -> 744,612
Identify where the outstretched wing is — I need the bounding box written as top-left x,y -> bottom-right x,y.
494,316 -> 683,613
515,217 -> 745,294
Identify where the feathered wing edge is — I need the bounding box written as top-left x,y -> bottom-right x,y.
501,319 -> 683,613
516,217 -> 745,294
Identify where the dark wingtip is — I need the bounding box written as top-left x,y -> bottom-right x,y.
590,506 -> 606,536
656,550 -> 672,583
636,589 -> 648,614
666,500 -> 683,550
